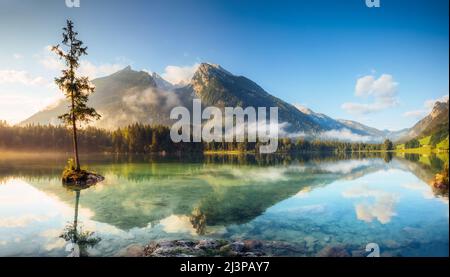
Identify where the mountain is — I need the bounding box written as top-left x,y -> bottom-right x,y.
20,63 -> 403,142
21,66 -> 190,129
337,119 -> 387,138
397,99 -> 449,144
293,104 -> 381,136
151,72 -> 176,91
183,63 -> 321,133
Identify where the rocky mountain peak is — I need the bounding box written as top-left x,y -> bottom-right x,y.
430,99 -> 449,119
193,63 -> 233,80
151,72 -> 175,91
106,66 -> 157,88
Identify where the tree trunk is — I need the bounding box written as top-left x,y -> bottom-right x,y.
71,90 -> 81,171
73,190 -> 80,234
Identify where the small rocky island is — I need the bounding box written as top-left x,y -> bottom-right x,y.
62,168 -> 105,186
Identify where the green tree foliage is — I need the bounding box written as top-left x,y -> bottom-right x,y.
53,20 -> 100,171
405,138 -> 420,149
0,123 -> 202,154
2,123 -> 391,154
383,139 -> 394,151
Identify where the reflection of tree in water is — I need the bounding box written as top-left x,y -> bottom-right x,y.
60,188 -> 101,257
383,152 -> 393,163
189,207 -> 206,235
431,163 -> 449,198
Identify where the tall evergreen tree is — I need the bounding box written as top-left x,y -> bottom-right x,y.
52,20 -> 100,171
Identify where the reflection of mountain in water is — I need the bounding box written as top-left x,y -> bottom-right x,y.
1,152 -> 447,232
9,158 -> 383,230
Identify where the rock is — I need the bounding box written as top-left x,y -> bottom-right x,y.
115,244 -> 145,257
323,236 -> 331,243
381,251 -> 401,257
243,240 -> 263,251
142,239 -> 269,257
317,245 -> 351,257
304,236 -> 318,252
402,227 -> 424,239
383,239 -> 401,249
229,241 -> 245,252
195,239 -> 222,250
351,250 -> 366,257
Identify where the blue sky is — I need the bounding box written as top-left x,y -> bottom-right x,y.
0,0 -> 448,130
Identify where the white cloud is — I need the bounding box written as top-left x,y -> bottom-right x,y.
402,110 -> 427,118
0,70 -> 48,86
343,73 -> 399,114
403,94 -> 449,118
37,45 -> 124,79
161,63 -> 199,85
77,60 -> 124,79
13,53 -> 23,60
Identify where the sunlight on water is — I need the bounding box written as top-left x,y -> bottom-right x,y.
0,153 -> 448,257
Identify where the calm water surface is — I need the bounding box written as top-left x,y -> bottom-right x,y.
0,153 -> 448,257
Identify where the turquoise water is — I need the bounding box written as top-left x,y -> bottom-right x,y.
0,153 -> 448,257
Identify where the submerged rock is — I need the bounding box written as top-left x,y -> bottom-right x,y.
317,245 -> 351,257
115,244 -> 145,257
140,239 -> 269,257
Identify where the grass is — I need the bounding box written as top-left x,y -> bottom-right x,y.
436,136 -> 449,150
419,136 -> 432,146
395,135 -> 449,154
394,147 -> 439,154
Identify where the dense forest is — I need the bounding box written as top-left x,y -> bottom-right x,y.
0,121 -> 390,154
0,121 -> 202,154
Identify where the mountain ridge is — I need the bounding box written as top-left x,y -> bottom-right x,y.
19,63 -> 446,143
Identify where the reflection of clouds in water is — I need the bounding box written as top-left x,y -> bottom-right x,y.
43,237 -> 66,251
207,166 -> 289,183
0,179 -> 95,227
159,214 -> 197,236
354,198 -> 397,224
0,179 -> 102,255
294,187 -> 312,198
343,185 -> 398,224
319,159 -> 371,174
0,214 -> 50,228
402,182 -> 435,199
280,204 -> 326,214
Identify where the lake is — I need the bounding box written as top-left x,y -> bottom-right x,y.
0,152 -> 448,257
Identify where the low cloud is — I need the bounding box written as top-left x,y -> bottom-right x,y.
342,73 -> 399,114
0,70 -> 48,86
161,63 -> 199,85
318,128 -> 373,142
122,87 -> 182,112
279,123 -> 376,143
403,94 -> 449,118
